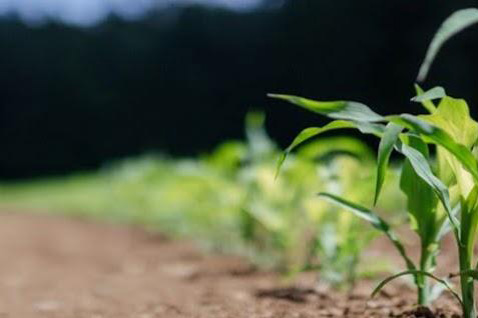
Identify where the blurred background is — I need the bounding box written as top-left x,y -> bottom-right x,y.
1,0 -> 478,180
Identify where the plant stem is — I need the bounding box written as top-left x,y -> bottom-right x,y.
417,276 -> 429,306
459,245 -> 476,318
417,245 -> 433,306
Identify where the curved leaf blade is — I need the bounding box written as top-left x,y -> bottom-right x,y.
275,121 -> 386,177
285,122 -> 355,153
372,270 -> 462,306
297,137 -> 374,162
417,8 -> 478,81
268,94 -> 384,122
461,186 -> 478,257
411,85 -> 446,104
396,141 -> 461,239
275,121 -> 356,177
420,97 -> 478,149
399,136 -> 441,242
413,84 -> 439,114
318,192 -> 416,271
374,123 -> 403,205
392,114 -> 478,183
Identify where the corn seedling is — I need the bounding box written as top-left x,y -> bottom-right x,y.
270,94 -> 446,306
270,8 -> 478,312
382,90 -> 478,316
368,10 -> 478,318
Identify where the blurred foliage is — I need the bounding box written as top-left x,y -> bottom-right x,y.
0,113 -> 404,288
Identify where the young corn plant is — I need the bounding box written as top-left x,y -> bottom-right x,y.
270,92 -> 449,306
388,91 -> 478,317
371,9 -> 478,318
382,89 -> 478,318
270,7 -> 478,312
270,87 -> 455,305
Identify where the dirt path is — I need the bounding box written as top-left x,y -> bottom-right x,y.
0,212 -> 461,317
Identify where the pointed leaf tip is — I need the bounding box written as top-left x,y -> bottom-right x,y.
275,121 -> 360,177
411,86 -> 446,103
267,94 -> 384,122
417,8 -> 478,82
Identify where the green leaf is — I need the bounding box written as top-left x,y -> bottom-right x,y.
318,192 -> 416,271
392,114 -> 478,184
275,120 -> 385,177
421,97 -> 478,148
355,122 -> 386,136
417,8 -> 478,81
420,97 -> 478,196
275,121 -> 356,177
374,123 -> 403,205
461,186 -> 478,256
285,122 -> 356,153
372,270 -> 462,306
396,141 -> 461,239
268,94 -> 384,122
465,186 -> 478,216
399,136 -> 441,245
412,86 -> 446,103
411,85 -> 444,113
296,137 -> 374,162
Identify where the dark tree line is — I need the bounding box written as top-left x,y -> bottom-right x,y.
0,0 -> 477,179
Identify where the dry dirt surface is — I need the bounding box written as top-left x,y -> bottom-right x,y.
0,212 -> 463,318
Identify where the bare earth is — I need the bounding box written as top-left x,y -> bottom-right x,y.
0,212 -> 462,318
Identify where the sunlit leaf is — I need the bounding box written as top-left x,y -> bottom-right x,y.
421,97 -> 478,148
268,94 -> 384,122
420,97 -> 478,196
411,85 -> 444,113
391,114 -> 478,184
354,121 -> 386,136
417,8 -> 478,81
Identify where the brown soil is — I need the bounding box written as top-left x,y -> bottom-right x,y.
0,212 -> 464,318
